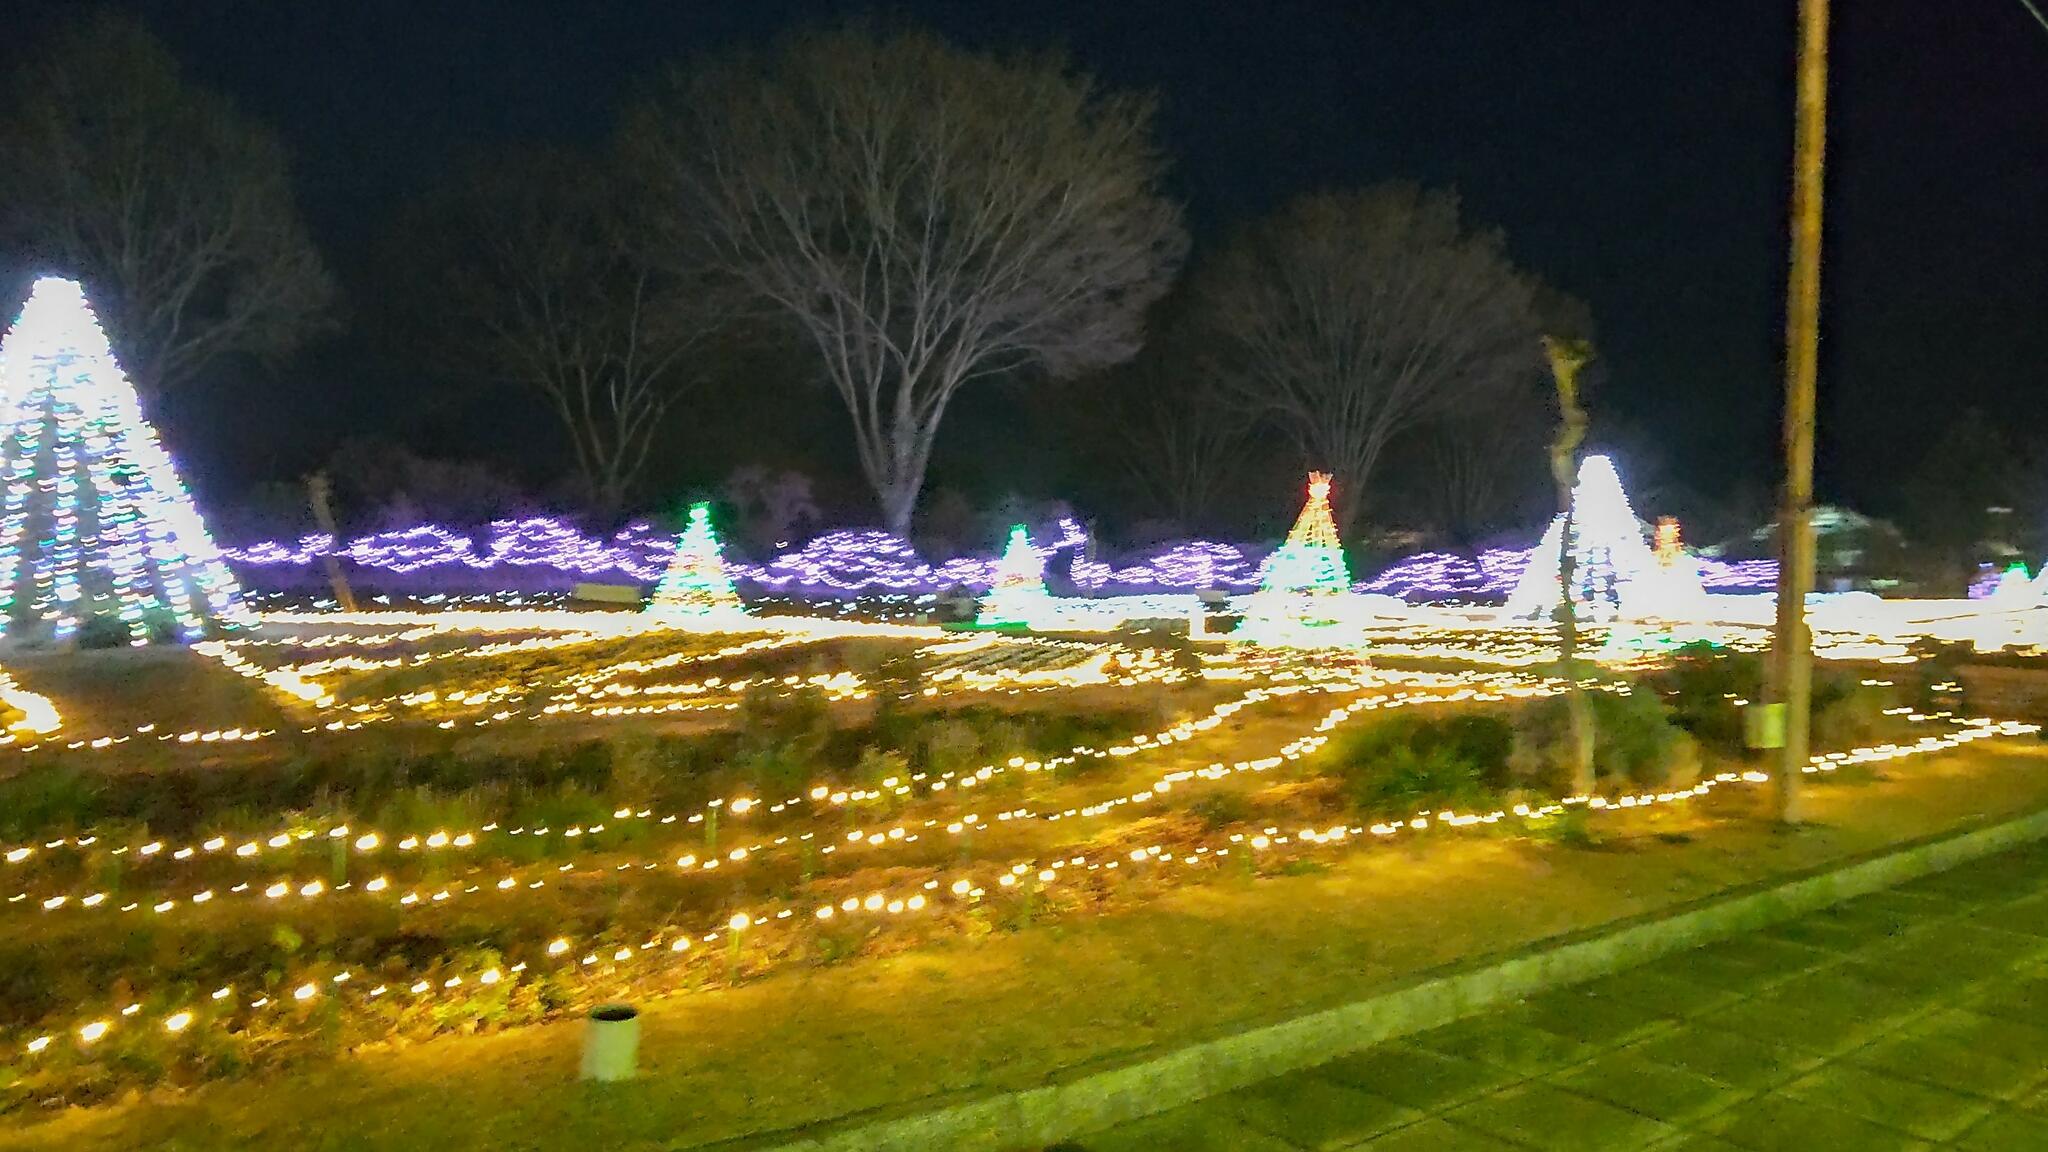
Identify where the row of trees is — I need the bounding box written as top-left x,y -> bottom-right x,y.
1111,187 -> 1578,537
0,13 -> 1565,540
0,15 -> 335,401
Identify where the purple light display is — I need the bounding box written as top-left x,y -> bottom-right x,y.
221,518 -> 1256,597
1071,541 -> 1258,593
1360,547 -> 1778,602
737,529 -> 936,595
220,516 -> 1778,602
1357,551 -> 1499,602
224,518 -> 675,582
1698,557 -> 1779,593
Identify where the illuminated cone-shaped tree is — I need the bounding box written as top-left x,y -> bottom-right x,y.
0,278 -> 249,645
1987,561 -> 2040,610
1236,473 -> 1357,646
977,524 -> 1055,627
1259,473 -> 1350,596
1504,454 -> 1705,623
647,502 -> 747,623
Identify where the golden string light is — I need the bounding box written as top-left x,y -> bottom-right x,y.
3,665 -> 1975,896
0,675 -> 1348,871
8,597 -> 2046,1095
10,708 -> 2031,1063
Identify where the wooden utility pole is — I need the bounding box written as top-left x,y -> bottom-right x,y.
1772,0 -> 1829,824
1543,336 -> 1595,797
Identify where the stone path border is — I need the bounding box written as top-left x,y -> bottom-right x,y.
715,802 -> 2048,1152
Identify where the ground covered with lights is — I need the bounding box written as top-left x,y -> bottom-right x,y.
0,606 -> 2042,1137
3,638 -> 2046,1151
8,278 -> 2048,1150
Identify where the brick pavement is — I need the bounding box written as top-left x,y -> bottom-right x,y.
1057,840 -> 2048,1151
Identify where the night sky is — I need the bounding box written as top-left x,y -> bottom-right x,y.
8,1 -> 2047,530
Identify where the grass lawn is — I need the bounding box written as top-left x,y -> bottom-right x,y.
0,618 -> 2034,1150
8,646 -> 294,742
5,732 -> 2045,1151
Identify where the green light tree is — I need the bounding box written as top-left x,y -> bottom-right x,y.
1260,473 -> 1350,596
647,503 -> 745,623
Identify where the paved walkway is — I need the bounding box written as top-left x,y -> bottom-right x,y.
1056,839 -> 2048,1151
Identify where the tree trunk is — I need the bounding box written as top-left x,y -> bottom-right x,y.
589,474 -> 626,527
1334,494 -> 1364,542
878,473 -> 922,536
305,472 -> 356,612
1542,338 -> 1596,797
1331,473 -> 1367,541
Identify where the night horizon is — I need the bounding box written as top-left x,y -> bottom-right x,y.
3,1 -> 2042,540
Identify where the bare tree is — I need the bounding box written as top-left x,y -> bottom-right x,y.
418,150 -> 713,518
630,28 -> 1187,532
1404,411 -> 1546,545
724,466 -> 821,552
1189,185 -> 1545,535
0,12 -> 334,398
1112,359 -> 1249,530
1400,280 -> 1588,543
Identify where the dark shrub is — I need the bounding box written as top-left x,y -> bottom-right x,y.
1189,790 -> 1250,829
736,683 -> 831,797
1811,677 -> 1885,751
1652,643 -> 1892,757
1326,712 -> 1515,816
0,759 -> 105,835
1511,687 -> 1698,795
1654,643 -> 1762,756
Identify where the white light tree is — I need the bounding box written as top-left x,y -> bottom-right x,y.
630,28 -> 1187,532
977,524 -> 1054,627
1503,454 -> 1707,625
0,277 -> 248,644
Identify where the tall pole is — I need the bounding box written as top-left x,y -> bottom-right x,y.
1773,0 -> 1829,824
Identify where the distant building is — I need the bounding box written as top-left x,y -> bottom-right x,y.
1705,505 -> 1912,594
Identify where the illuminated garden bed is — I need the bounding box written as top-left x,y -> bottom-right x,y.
0,276 -> 2045,1133
0,599 -> 2026,1116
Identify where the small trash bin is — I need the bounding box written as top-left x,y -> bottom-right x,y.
580,1004 -> 639,1082
1745,702 -> 1787,750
